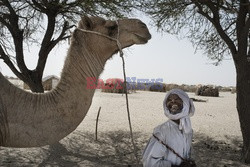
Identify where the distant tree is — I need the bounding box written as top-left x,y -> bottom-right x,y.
0,0 -> 134,92
137,0 -> 250,163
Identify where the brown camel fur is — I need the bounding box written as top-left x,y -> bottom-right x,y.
0,16 -> 151,148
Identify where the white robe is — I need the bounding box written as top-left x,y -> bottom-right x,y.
142,120 -> 193,167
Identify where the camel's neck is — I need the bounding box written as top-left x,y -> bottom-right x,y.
50,34 -> 109,133
56,37 -> 106,95
3,33 -> 113,147
38,34 -> 113,145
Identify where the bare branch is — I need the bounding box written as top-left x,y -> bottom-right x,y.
224,20 -> 237,32
193,0 -> 237,58
2,0 -> 16,16
35,15 -> 56,77
52,22 -> 72,45
31,0 -> 46,13
0,44 -> 24,80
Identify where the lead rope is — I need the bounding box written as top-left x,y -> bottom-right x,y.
77,21 -> 139,166
152,134 -> 186,161
116,21 -> 139,167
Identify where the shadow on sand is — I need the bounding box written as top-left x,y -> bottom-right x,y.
0,130 -> 247,167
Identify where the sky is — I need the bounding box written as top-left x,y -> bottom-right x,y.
0,16 -> 236,87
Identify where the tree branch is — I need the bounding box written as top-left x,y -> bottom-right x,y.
245,17 -> 250,33
236,0 -> 249,56
35,14 -> 56,77
31,0 -> 46,13
0,14 -> 12,30
2,0 -> 16,16
224,20 -> 237,32
51,22 -> 73,45
193,0 -> 237,59
0,45 -> 25,81
1,1 -> 29,75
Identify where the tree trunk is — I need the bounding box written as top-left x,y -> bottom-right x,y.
24,71 -> 44,93
27,79 -> 44,93
236,58 -> 250,163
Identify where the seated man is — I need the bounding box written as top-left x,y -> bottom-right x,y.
142,89 -> 196,167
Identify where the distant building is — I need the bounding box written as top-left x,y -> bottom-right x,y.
7,77 -> 24,89
42,75 -> 59,91
6,75 -> 59,91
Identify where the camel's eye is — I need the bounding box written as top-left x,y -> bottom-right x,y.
104,21 -> 118,36
108,25 -> 118,36
108,25 -> 117,30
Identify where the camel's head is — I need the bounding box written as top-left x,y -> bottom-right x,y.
76,16 -> 151,61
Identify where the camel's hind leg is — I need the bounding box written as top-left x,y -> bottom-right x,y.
0,96 -> 8,146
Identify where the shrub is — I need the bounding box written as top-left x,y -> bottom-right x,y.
149,83 -> 167,92
195,85 -> 219,97
101,78 -> 126,94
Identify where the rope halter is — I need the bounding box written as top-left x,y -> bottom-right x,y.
76,20 -> 123,57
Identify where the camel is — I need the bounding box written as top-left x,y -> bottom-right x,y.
0,16 -> 151,148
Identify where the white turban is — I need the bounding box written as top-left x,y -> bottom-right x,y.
163,89 -> 195,134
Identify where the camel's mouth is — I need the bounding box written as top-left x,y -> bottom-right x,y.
133,33 -> 151,44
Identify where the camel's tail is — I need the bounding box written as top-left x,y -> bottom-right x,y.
0,95 -> 8,146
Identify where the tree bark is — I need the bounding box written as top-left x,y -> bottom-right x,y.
26,78 -> 44,93
24,71 -> 44,93
235,56 -> 250,163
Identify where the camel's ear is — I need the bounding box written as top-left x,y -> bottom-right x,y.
79,15 -> 93,30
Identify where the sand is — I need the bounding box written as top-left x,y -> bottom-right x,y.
0,90 -> 248,167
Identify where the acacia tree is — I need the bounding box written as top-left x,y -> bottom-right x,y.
0,0 -> 134,92
137,0 -> 250,163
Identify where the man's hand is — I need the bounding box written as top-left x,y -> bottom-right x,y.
179,160 -> 196,167
179,161 -> 191,167
188,159 -> 196,167
171,165 -> 180,167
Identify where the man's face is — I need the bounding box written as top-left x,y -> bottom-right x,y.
166,94 -> 183,114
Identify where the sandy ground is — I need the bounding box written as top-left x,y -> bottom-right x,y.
0,90 -> 248,167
